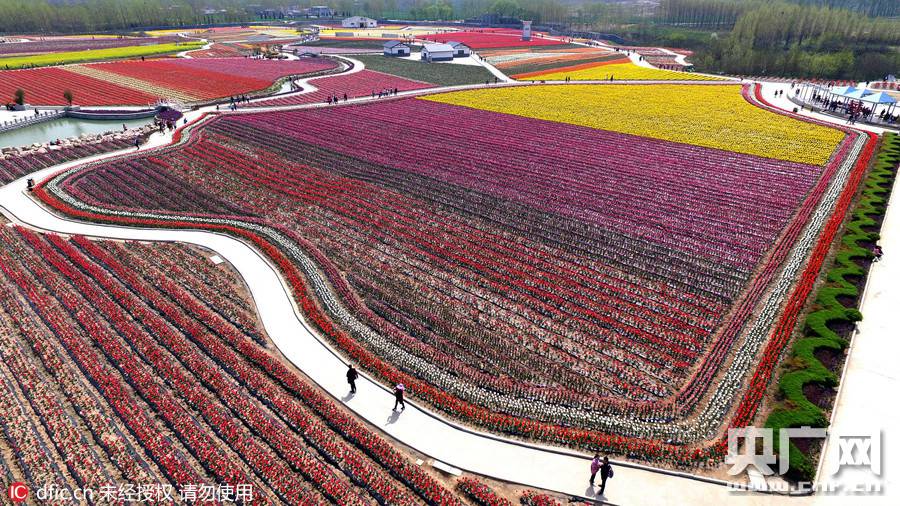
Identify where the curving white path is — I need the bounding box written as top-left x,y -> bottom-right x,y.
0,75 -> 895,506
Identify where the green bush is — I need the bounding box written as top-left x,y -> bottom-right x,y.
765,132 -> 898,481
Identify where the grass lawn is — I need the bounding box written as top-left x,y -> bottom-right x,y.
354,55 -> 495,86
0,42 -> 205,69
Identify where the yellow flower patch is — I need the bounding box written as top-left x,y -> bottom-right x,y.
421,84 -> 844,166
534,61 -> 724,81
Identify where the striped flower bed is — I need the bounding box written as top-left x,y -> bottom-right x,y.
34,83 -> 873,466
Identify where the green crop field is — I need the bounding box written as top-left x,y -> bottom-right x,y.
0,42 -> 205,69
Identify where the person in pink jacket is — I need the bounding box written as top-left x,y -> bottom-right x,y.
589,453 -> 602,486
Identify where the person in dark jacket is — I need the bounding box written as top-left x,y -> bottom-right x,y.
393,384 -> 405,411
598,456 -> 612,495
346,364 -> 358,394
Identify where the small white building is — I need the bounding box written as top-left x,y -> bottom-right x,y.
446,41 -> 471,58
342,16 -> 377,28
421,43 -> 454,62
383,40 -> 410,57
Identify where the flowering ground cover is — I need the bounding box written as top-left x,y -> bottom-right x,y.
0,57 -> 339,106
480,47 -> 623,78
511,56 -> 632,79
186,43 -> 248,58
0,36 -> 185,56
0,66 -> 160,106
421,31 -> 567,49
37,82 -> 873,466
422,84 -> 843,165
0,136 -> 144,185
0,224 -> 467,505
0,42 -> 204,69
519,60 -> 721,81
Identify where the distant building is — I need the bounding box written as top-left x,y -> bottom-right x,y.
421,43 -> 454,62
383,40 -> 410,57
446,41 -> 471,58
522,20 -> 532,41
342,16 -> 377,28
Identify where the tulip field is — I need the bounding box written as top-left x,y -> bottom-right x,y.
36,82 -> 876,465
0,225 -> 471,505
0,57 -> 340,106
514,60 -> 721,81
421,30 -> 568,49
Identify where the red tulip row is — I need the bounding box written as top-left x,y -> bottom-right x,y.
0,231 -> 208,493
456,477 -> 514,506
85,238 -> 467,506
0,66 -> 160,105
118,240 -> 267,345
0,303 -> 112,490
16,228 -> 286,502
518,490 -> 563,506
0,265 -> 166,486
72,236 -> 434,506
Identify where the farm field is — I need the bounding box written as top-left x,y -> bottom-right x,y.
521,60 -> 722,81
36,83 -> 871,466
0,224 -> 481,505
481,47 -> 625,79
0,35 -> 186,56
0,57 -> 339,106
421,31 -> 568,49
423,84 -> 841,164
0,41 -> 204,69
351,55 -> 495,86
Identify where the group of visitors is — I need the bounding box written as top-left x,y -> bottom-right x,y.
800,86 -> 897,125
345,364 -> 406,412
230,95 -> 251,107
325,93 -> 349,105
372,88 -> 400,99
347,362 -> 619,497
153,117 -> 177,134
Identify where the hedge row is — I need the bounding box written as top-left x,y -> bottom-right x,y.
765,132 -> 900,480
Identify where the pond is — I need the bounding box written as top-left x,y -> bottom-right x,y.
0,116 -> 153,150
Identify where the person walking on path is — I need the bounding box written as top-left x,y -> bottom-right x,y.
598,456 -> 613,496
589,453 -> 601,486
393,383 -> 405,411
346,364 -> 358,394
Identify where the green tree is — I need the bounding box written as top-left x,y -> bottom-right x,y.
63,89 -> 74,107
